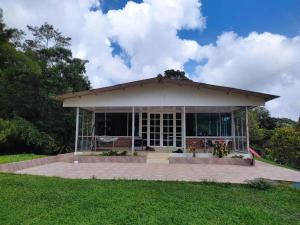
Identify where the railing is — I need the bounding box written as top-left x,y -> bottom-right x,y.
186,136 -> 248,153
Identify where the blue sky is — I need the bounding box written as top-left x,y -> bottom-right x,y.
100,0 -> 300,75
101,0 -> 300,40
3,0 -> 300,119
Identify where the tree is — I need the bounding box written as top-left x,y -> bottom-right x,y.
0,16 -> 90,153
24,22 -> 71,50
162,69 -> 189,80
270,127 -> 300,169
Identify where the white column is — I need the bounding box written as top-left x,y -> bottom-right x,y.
75,107 -> 79,153
246,106 -> 250,152
231,111 -> 236,151
92,111 -> 95,136
131,106 -> 135,154
182,106 -> 186,152
91,111 -> 95,151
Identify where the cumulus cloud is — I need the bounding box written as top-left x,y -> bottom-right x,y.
1,0 -> 205,86
1,0 -> 299,119
196,32 -> 300,119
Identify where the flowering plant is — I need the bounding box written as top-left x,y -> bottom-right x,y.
213,141 -> 230,158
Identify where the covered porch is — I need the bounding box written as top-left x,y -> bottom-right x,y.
74,105 -> 250,157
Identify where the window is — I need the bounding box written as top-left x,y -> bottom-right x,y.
94,113 -> 139,136
95,113 -> 105,135
128,113 -> 140,136
186,113 -> 231,137
106,113 -> 128,136
186,113 -> 196,136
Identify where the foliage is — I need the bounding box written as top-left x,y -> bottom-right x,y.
0,116 -> 58,154
160,69 -> 189,80
101,150 -> 118,156
246,178 -> 274,190
0,174 -> 300,224
0,14 -> 90,154
0,119 -> 13,143
249,107 -> 300,169
213,142 -> 230,158
11,116 -> 57,154
0,154 -> 46,164
101,150 -> 127,156
269,127 -> 300,169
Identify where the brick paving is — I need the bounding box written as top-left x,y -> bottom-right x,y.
16,161 -> 300,183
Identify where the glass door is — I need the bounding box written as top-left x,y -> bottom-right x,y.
149,113 -> 160,146
163,113 -> 174,146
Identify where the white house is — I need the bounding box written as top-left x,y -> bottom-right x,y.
56,75 -> 278,155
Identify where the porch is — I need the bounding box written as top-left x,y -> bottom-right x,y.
74,106 -> 250,157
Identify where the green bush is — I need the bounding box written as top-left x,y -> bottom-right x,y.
246,178 -> 274,190
269,127 -> 300,169
0,116 -> 57,154
101,150 -> 118,156
0,119 -> 14,144
213,142 -> 230,158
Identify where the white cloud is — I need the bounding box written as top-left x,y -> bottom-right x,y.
196,32 -> 300,120
1,0 -> 299,119
1,0 -> 205,85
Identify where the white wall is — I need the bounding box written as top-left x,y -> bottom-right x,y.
63,82 -> 265,107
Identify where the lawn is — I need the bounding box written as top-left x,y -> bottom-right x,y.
0,154 -> 47,164
256,157 -> 299,171
0,174 -> 299,225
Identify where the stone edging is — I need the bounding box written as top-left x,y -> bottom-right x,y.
75,155 -> 147,163
0,154 -> 253,172
0,154 -> 147,172
0,153 -> 75,172
169,157 -> 254,166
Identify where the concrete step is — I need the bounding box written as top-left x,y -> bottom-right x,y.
146,153 -> 169,164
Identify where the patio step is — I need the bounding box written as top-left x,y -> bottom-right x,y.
146,153 -> 169,164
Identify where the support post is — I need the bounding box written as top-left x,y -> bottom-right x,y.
131,106 -> 135,154
182,106 -> 186,152
246,106 -> 250,153
231,111 -> 236,151
75,107 -> 79,154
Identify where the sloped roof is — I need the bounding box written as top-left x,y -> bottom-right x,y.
55,76 -> 279,102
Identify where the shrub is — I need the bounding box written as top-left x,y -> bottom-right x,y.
269,127 -> 300,169
213,142 -> 230,158
101,150 -> 118,156
0,119 -> 14,144
246,178 -> 274,190
0,116 -> 58,154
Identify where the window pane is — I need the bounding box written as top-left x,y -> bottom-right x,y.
106,113 -> 127,136
196,113 -> 210,136
95,113 -> 105,135
186,113 -> 196,136
220,113 -> 231,136
128,113 -> 139,136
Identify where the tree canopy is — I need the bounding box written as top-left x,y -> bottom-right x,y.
0,13 -> 90,154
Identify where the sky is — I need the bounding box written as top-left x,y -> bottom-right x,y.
1,0 -> 300,120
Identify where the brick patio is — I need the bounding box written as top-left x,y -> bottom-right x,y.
16,161 -> 300,183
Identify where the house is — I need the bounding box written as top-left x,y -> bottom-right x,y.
56,74 -> 278,156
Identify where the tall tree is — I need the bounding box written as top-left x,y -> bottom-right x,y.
0,15 -> 90,153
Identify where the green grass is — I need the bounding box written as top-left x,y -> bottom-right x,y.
255,157 -> 299,171
0,173 -> 299,225
0,154 -> 47,164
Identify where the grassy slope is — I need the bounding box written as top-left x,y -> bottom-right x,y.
255,157 -> 299,171
0,173 -> 299,225
0,154 -> 46,164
